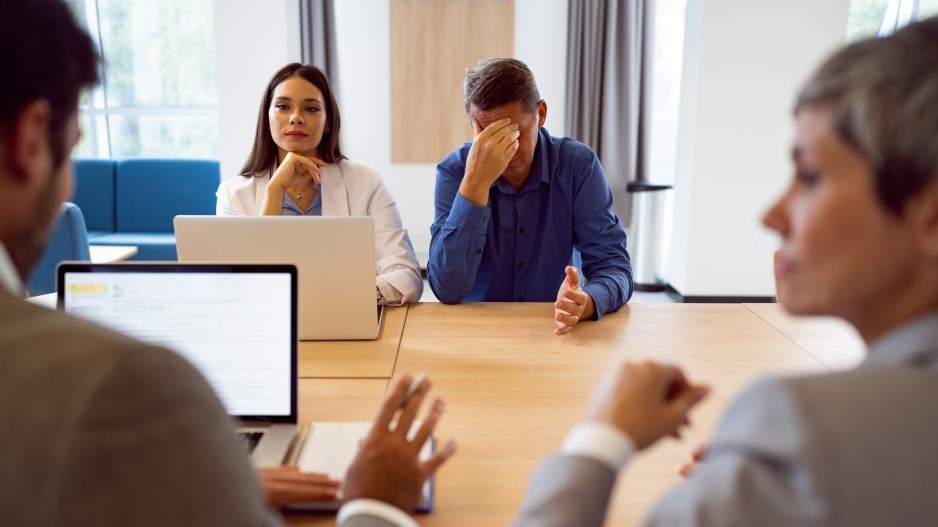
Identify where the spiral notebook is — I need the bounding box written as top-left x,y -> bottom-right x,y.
287,421 -> 435,513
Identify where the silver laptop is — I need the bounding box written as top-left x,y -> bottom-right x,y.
57,262 -> 299,468
174,216 -> 381,341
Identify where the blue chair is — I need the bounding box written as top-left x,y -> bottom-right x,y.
26,202 -> 91,296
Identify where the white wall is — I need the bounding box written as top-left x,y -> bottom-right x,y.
213,0 -> 301,182
334,0 -> 569,266
666,0 -> 851,297
212,0 -> 851,298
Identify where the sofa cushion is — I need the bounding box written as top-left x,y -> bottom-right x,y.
88,232 -> 178,261
115,159 -> 219,233
72,158 -> 117,232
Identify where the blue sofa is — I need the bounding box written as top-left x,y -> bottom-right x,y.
72,158 -> 220,260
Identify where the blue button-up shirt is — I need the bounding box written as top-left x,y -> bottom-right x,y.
428,128 -> 632,318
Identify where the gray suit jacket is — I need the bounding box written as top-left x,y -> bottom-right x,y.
0,288 -> 282,526
513,312 -> 938,527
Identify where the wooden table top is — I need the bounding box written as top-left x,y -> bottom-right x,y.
88,245 -> 138,263
743,303 -> 865,371
288,302 -> 859,526
298,305 -> 408,379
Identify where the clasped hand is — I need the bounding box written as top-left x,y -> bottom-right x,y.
587,361 -> 710,450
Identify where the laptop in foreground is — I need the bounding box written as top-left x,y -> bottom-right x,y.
56,262 -> 434,511
174,216 -> 380,341
57,262 -> 298,468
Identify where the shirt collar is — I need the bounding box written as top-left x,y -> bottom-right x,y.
862,310 -> 938,368
0,242 -> 24,296
492,127 -> 550,194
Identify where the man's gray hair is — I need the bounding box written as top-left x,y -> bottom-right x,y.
464,57 -> 541,115
795,16 -> 938,215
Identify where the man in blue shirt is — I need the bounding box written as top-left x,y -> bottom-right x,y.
428,58 -> 633,335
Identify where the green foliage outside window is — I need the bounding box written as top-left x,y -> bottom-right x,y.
69,0 -> 218,159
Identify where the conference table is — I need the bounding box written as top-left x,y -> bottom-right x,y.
289,302 -> 864,526
88,244 -> 138,263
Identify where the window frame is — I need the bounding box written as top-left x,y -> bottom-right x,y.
72,0 -> 218,159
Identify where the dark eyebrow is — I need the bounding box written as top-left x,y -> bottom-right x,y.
272,96 -> 323,104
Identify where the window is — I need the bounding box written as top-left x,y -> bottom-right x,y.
647,0 -> 687,186
847,0 -> 938,41
69,0 -> 218,158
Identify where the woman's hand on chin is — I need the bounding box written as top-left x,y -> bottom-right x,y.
272,152 -> 327,190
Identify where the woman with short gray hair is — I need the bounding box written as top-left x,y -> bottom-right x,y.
509,16 -> 938,527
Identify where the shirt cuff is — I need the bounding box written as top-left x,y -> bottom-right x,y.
561,422 -> 636,472
376,277 -> 404,306
337,498 -> 418,527
582,282 -> 611,319
447,193 -> 491,235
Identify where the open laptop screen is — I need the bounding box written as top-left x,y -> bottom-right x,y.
57,263 -> 297,421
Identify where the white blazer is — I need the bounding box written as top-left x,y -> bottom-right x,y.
216,159 -> 423,304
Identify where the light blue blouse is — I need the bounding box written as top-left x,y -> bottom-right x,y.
280,182 -> 322,216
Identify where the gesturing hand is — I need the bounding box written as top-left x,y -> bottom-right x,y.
271,152 -> 327,190
343,374 -> 459,512
585,361 -> 710,450
459,118 -> 520,206
554,266 -> 595,335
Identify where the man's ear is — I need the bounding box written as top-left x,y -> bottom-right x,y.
536,99 -> 547,128
8,99 -> 52,184
907,179 -> 938,262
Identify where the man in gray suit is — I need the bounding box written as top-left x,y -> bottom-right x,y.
0,1 -> 284,524
1,2 -> 456,523
510,16 -> 938,527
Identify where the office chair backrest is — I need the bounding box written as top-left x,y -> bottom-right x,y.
26,202 -> 92,296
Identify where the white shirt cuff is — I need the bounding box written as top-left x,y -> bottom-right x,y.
377,277 -> 404,306
337,498 -> 418,527
561,422 -> 636,472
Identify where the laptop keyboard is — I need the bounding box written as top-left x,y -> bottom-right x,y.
238,431 -> 264,453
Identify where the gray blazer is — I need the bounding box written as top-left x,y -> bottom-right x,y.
0,289 -> 281,526
513,312 -> 938,527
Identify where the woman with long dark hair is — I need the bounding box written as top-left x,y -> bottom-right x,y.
216,63 -> 422,305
